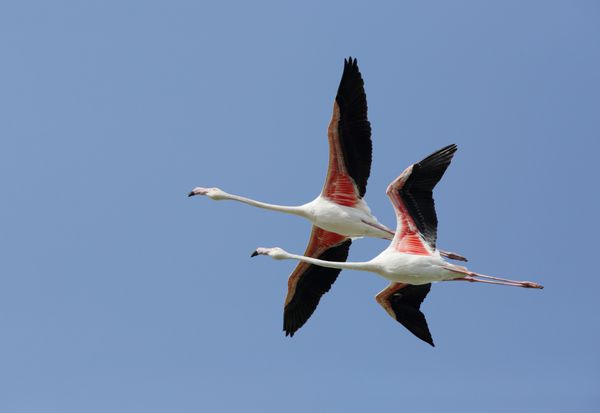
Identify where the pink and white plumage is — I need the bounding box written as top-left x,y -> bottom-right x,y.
252,144 -> 544,346
190,58 -> 466,337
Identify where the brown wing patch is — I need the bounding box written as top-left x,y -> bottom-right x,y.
387,173 -> 431,256
323,102 -> 358,207
375,282 -> 434,346
322,57 -> 373,204
387,145 -> 457,251
331,57 -> 372,198
284,227 -> 347,307
283,227 -> 350,336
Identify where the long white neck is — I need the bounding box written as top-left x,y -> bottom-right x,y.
221,193 -> 306,216
282,251 -> 377,273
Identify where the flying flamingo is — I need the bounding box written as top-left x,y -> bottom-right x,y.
251,144 -> 544,346
189,58 -> 465,337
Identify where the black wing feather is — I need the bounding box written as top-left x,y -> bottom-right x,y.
284,240 -> 352,336
399,144 -> 457,249
335,57 -> 372,198
389,283 -> 434,346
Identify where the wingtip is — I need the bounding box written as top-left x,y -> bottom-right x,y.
418,143 -> 459,171
250,250 -> 258,257
419,329 -> 435,347
343,56 -> 359,69
442,143 -> 458,154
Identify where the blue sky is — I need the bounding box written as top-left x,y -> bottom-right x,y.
1,1 -> 599,412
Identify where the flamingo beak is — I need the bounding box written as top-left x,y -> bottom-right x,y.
250,250 -> 259,257
188,187 -> 209,197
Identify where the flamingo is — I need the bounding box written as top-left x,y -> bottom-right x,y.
189,58 -> 465,337
251,144 -> 544,346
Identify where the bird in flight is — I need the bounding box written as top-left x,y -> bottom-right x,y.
189,58 -> 466,336
189,58 -> 466,337
252,144 -> 544,346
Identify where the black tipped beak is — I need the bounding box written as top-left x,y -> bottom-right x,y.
188,191 -> 195,197
250,250 -> 259,257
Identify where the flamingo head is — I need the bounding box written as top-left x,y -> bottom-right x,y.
250,247 -> 288,260
188,187 -> 227,200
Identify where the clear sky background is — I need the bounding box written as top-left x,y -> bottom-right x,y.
1,1 -> 599,412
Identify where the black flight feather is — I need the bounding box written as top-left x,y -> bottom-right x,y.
335,57 -> 372,198
389,283 -> 434,346
283,239 -> 352,337
398,144 -> 457,249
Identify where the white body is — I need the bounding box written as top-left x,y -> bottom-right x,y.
366,248 -> 460,284
254,240 -> 542,289
190,187 -> 467,262
257,246 -> 464,285
301,196 -> 390,239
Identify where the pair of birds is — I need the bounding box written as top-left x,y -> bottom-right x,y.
189,58 -> 543,346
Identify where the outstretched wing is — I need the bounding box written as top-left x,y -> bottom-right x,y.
376,282 -> 434,346
386,144 -> 457,254
322,57 -> 372,207
283,227 -> 352,336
